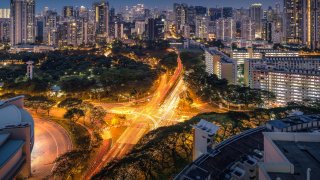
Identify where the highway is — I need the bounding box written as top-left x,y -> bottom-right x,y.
85,51 -> 185,178
30,114 -> 72,179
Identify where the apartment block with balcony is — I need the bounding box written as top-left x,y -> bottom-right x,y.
244,57 -> 320,104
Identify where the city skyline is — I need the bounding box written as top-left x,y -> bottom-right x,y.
1,0 -> 320,179
1,0 -> 277,12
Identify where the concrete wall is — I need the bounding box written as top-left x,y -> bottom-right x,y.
221,63 -> 236,84
263,135 -> 288,164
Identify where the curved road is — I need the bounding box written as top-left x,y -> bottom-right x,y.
30,114 -> 73,179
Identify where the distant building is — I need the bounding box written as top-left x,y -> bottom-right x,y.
43,10 -> 58,46
174,3 -> 188,33
231,48 -> 300,65
0,9 -> 10,19
0,18 -> 10,43
63,6 -> 74,19
195,16 -> 209,39
26,61 -> 34,79
94,1 -> 109,43
249,3 -> 263,39
114,21 -> 124,39
0,96 -> 34,179
147,18 -> 165,40
215,18 -> 236,41
134,20 -> 146,37
10,0 -> 36,45
284,0 -> 320,49
240,17 -> 255,41
9,44 -> 55,53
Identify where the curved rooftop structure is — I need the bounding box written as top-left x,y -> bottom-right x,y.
0,96 -> 34,179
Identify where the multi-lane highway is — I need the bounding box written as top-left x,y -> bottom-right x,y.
30,114 -> 72,179
85,51 -> 185,178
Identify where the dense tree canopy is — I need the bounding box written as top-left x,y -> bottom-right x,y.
1,50 -> 159,99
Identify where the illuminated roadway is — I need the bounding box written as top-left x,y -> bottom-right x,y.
30,113 -> 72,179
85,52 -> 185,178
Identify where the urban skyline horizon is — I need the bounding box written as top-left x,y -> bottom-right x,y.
1,0 -> 278,13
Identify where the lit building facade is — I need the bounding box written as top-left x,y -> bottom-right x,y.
284,0 -> 320,49
0,9 -> 10,19
94,1 -> 109,43
10,0 -> 36,45
245,57 -> 320,104
173,3 -> 188,33
250,3 -> 263,39
205,48 -> 237,84
215,18 -> 236,42
0,18 -> 10,43
195,16 -> 209,39
43,10 -> 58,46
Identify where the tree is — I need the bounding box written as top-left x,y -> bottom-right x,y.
64,108 -> 85,123
60,77 -> 96,93
40,99 -> 56,116
111,40 -> 124,54
58,98 -> 83,109
159,52 -> 178,71
52,150 -> 91,179
89,106 -> 107,129
81,101 -> 94,124
25,96 -> 55,114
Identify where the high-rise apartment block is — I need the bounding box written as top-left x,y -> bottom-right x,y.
174,3 -> 188,33
94,1 -> 109,43
250,3 -> 263,39
205,48 -> 237,84
284,0 -> 320,49
10,0 -> 36,45
245,57 -> 320,104
195,16 -> 209,39
0,9 -> 10,19
215,18 -> 236,41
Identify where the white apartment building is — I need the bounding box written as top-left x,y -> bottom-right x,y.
205,48 -> 237,84
245,57 -> 320,104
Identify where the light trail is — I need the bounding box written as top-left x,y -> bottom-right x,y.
85,50 -> 184,179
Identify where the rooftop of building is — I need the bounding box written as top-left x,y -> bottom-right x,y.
0,96 -> 34,136
268,114 -> 320,129
232,48 -> 299,53
176,114 -> 320,180
268,140 -> 320,180
206,48 -> 235,64
176,127 -> 265,180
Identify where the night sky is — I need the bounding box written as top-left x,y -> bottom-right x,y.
0,0 -> 278,12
